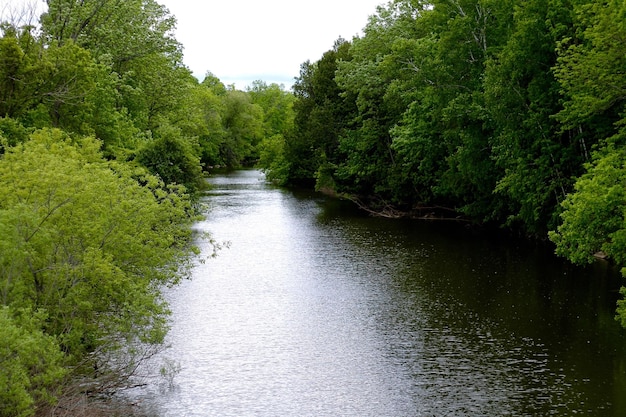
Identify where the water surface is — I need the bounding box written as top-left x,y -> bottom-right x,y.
132,170 -> 626,416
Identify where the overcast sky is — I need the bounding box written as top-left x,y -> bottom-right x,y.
158,0 -> 386,89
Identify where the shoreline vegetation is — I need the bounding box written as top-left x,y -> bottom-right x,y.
1,0 -> 626,415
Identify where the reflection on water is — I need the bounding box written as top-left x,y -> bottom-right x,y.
130,170 -> 626,416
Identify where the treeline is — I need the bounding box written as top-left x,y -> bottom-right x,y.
0,1 -> 292,415
258,0 -> 626,325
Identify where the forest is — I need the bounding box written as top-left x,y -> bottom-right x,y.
1,0 -> 625,415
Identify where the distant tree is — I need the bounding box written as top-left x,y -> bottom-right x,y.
202,71 -> 227,96
172,81 -> 225,167
247,80 -> 294,138
219,90 -> 264,167
248,81 -> 294,183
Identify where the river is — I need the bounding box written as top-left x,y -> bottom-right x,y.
129,169 -> 626,416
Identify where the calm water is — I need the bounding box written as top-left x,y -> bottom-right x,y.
131,170 -> 626,416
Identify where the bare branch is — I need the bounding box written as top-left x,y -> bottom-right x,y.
0,0 -> 46,30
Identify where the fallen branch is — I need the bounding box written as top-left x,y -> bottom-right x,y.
345,195 -> 471,222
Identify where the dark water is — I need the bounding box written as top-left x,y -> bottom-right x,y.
132,170 -> 626,416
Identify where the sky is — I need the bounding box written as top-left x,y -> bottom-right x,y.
158,0 -> 386,89
2,0 -> 386,90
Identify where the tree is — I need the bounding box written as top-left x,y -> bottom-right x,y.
0,308 -> 65,417
548,0 -> 626,327
257,133 -> 290,184
0,25 -> 43,120
172,81 -> 225,168
334,30 -> 396,200
247,80 -> 294,139
219,90 -> 264,167
42,0 -> 181,71
248,81 -> 295,183
0,129 -> 197,393
0,0 -> 221,411
40,0 -> 193,149
0,23 -> 141,152
35,40 -> 101,132
554,0 -> 626,132
135,124 -> 206,196
333,0 -> 506,216
482,0 -> 586,234
287,38 -> 358,189
0,116 -> 29,154
549,139 -> 626,265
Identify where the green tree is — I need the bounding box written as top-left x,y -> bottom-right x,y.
288,38 -> 358,189
172,81 -> 225,168
40,0 -> 192,148
334,28 -> 398,200
35,41 -> 101,132
549,0 -> 626,327
257,133 -> 290,184
248,81 -> 295,184
554,0 -> 626,132
247,80 -> 294,139
0,308 -> 65,417
549,0 -> 626,260
337,0 -> 505,215
0,117 -> 29,153
219,90 -> 264,167
0,128 -> 196,376
0,25 -> 33,119
42,0 -> 181,72
484,0 -> 584,234
202,71 -> 227,96
135,124 -> 206,196
0,23 -> 141,152
549,139 -> 626,265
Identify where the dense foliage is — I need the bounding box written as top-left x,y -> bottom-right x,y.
0,1 -> 293,415
259,0 -> 626,325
